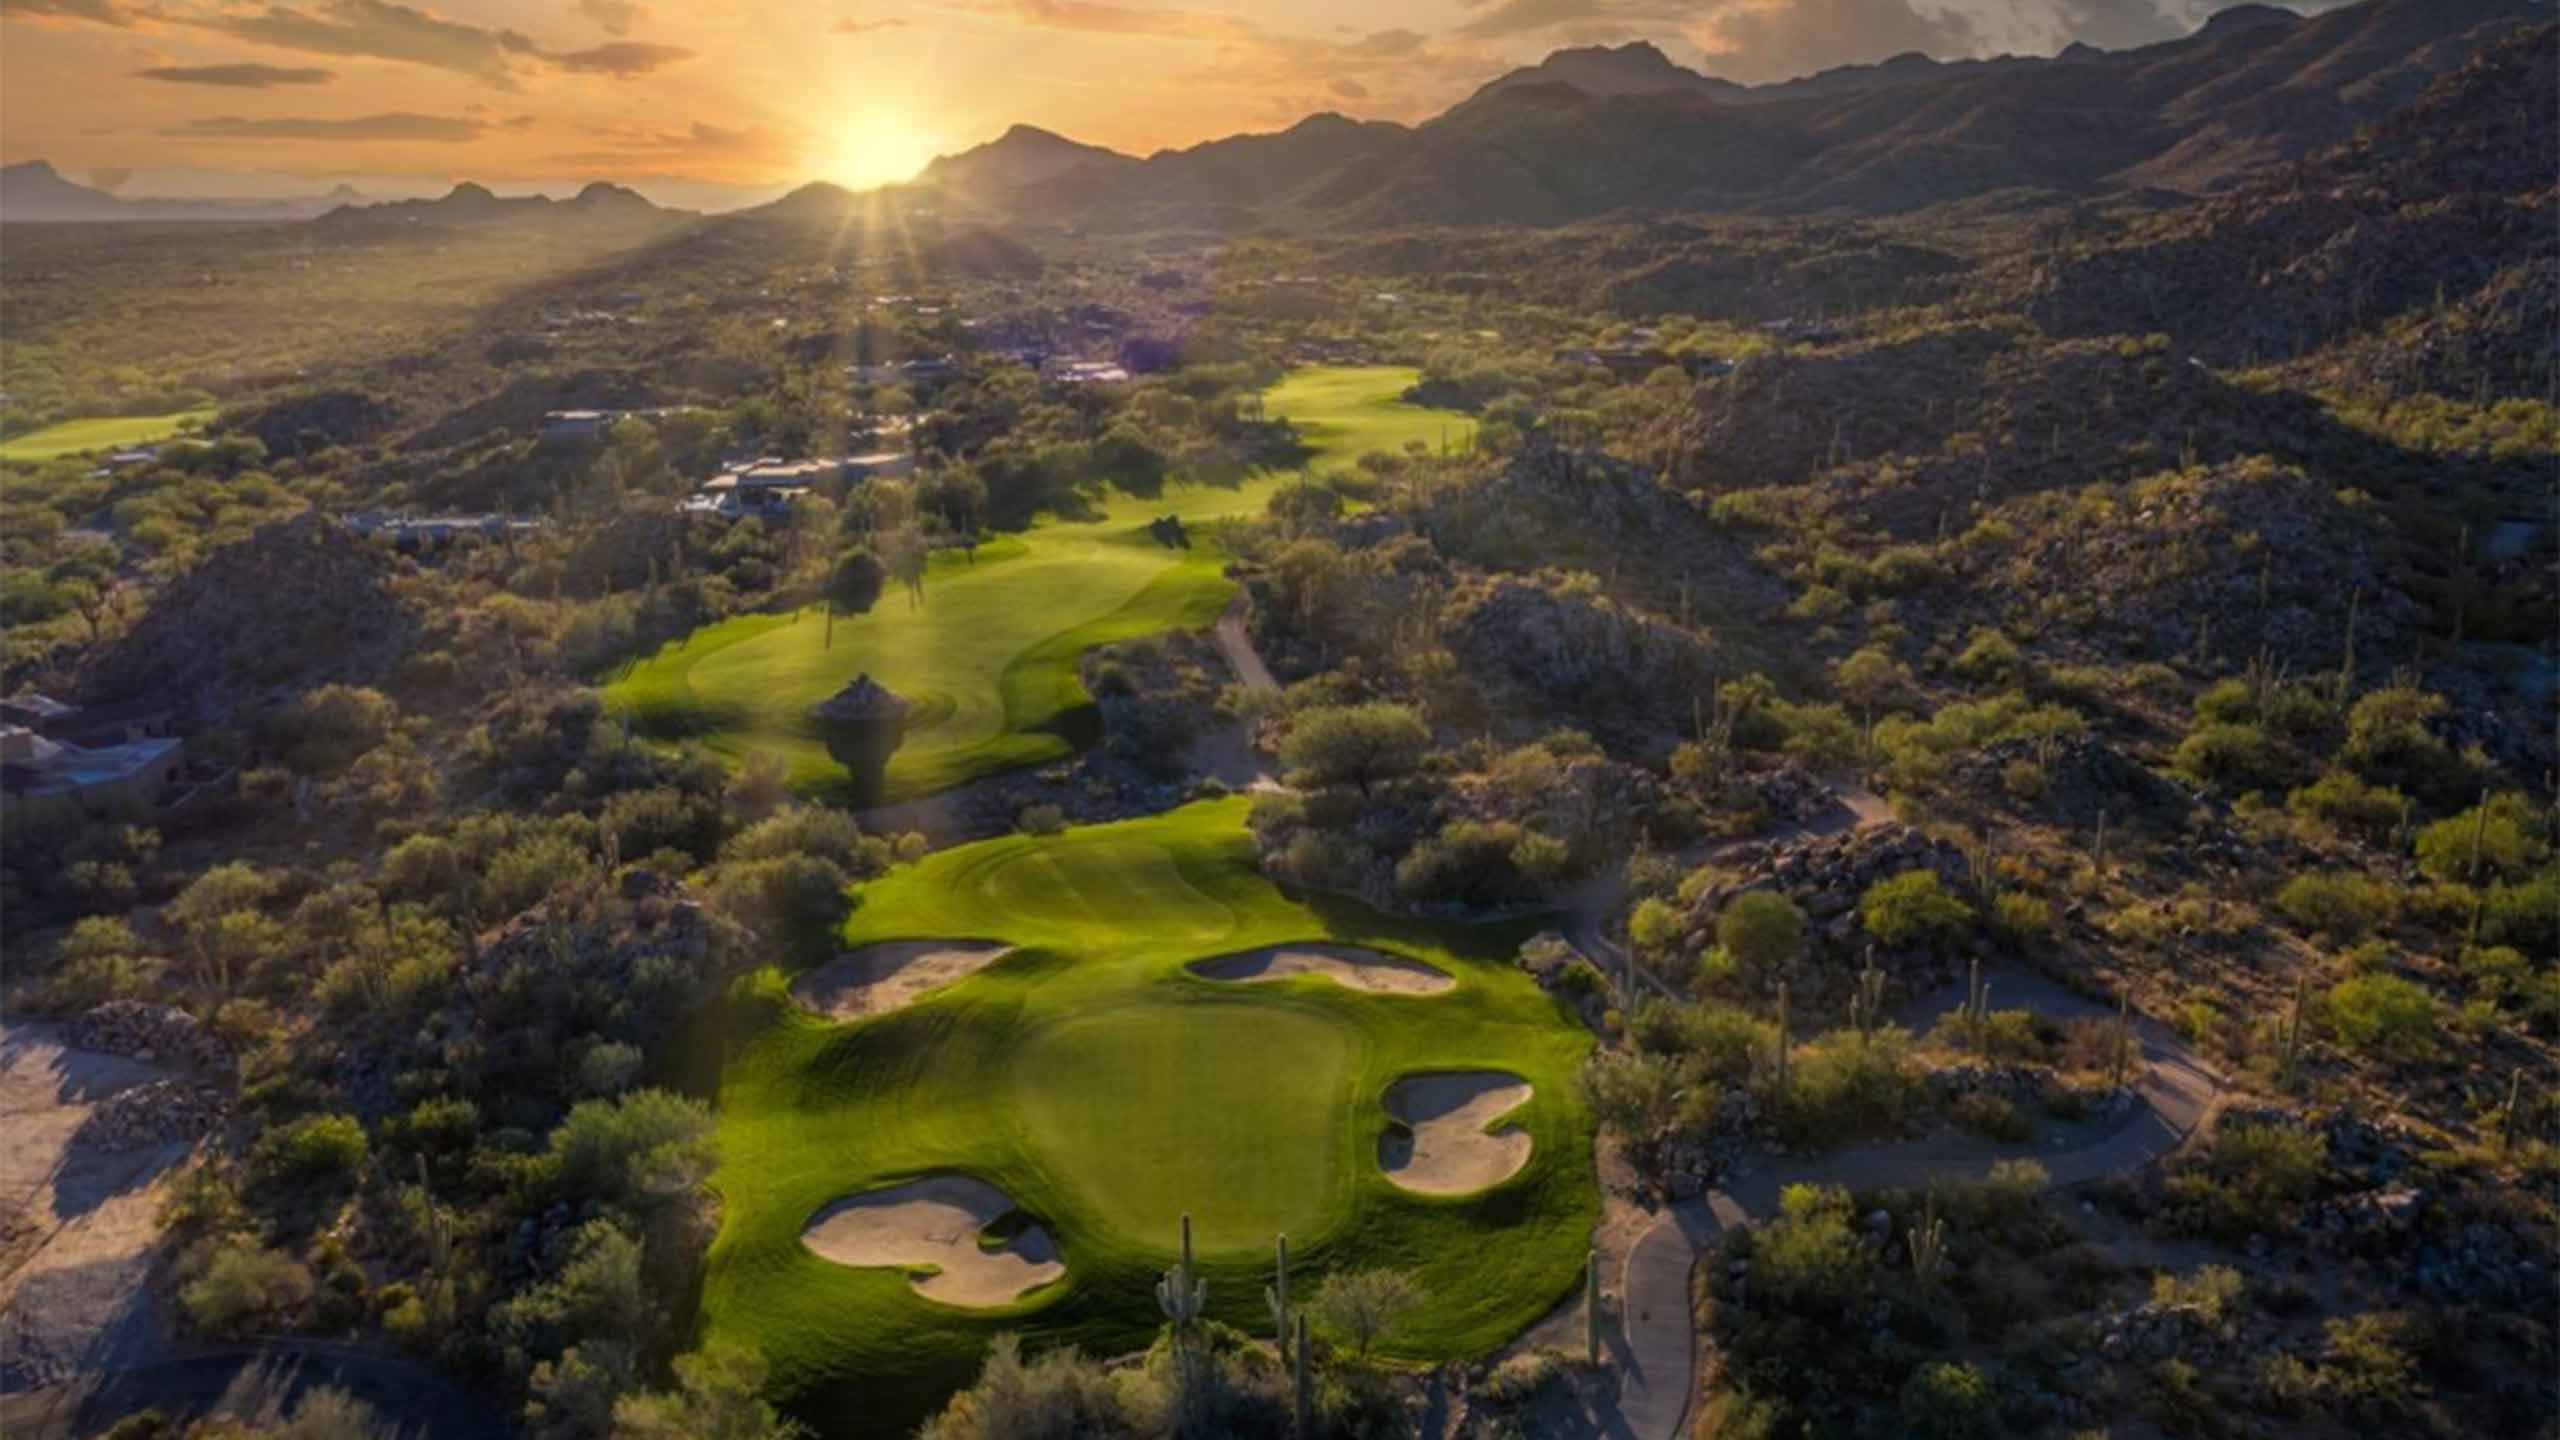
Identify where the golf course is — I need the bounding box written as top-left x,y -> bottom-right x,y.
602,365 -> 1456,802
0,407 -> 216,463
697,799 -> 1597,1436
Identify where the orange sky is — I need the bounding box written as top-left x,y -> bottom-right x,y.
1,1 -> 2242,201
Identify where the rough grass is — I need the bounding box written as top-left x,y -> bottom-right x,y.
697,799 -> 1597,1438
0,408 -> 216,462
603,367 -> 1455,802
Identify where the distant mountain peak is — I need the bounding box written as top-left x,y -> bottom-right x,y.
2198,3 -> 2303,38
8,159 -> 65,181
444,181 -> 497,203
920,124 -> 1132,193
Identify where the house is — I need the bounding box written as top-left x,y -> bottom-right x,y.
346,512 -> 542,548
1044,359 -> 1130,385
1553,346 -> 1731,380
0,722 -> 185,824
539,410 -> 615,446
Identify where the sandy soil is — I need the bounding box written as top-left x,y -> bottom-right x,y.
790,941 -> 1014,1021
1189,944 -> 1454,996
1378,1071 -> 1534,1195
801,1175 -> 1062,1308
0,1022 -> 194,1390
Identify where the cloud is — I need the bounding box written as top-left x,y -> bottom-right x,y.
541,119 -> 798,172
930,0 -> 1250,41
579,0 -> 646,36
1,0 -> 137,24
1688,0 -> 1979,83
135,63 -> 337,87
547,41 -> 696,76
90,166 -> 135,191
166,110 -> 490,142
832,15 -> 908,33
188,0 -> 539,87
1329,77 -> 1369,101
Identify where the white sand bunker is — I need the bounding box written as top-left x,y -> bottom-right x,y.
792,940 -> 1013,1020
1378,1071 -> 1534,1195
802,1175 -> 1063,1308
1189,944 -> 1454,996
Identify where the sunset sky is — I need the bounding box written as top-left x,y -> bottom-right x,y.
2,0 -> 2306,205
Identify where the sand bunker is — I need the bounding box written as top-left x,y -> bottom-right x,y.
1189,944 -> 1454,996
1378,1071 -> 1534,1195
792,940 -> 1013,1020
802,1175 -> 1063,1307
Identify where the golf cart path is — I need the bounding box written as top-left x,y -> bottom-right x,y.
1608,968 -> 2222,1440
1211,595 -> 1279,696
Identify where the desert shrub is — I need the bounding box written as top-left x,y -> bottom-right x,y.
1016,803 -> 1065,836
181,1240 -> 315,1337
2168,1120 -> 2327,1238
1898,1361 -> 1995,1440
1951,1091 -> 2029,1141
1769,700 -> 1860,770
1279,702 -> 1428,794
1753,1184 -> 1867,1310
272,683 -> 401,774
2326,973 -> 2437,1056
2286,770 -> 2408,838
2151,1264 -> 2245,1324
254,1113 -> 368,1186
481,833 -> 593,919
2174,721 -> 2300,792
1579,1048 -> 1682,1141
541,1088 -> 715,1210
1989,891 -> 2051,946
2414,791 -> 2547,882
2322,1312 -> 2420,1418
2277,870 -> 2396,941
1778,1028 -> 1917,1145
1311,1268 -> 1420,1358
1395,820 -> 1566,906
1859,870 -> 1972,948
1716,891 -> 1805,977
2483,871 -> 2560,954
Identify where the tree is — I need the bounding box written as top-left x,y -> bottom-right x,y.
1859,871 -> 1973,948
882,526 -> 930,608
611,1345 -> 810,1440
1717,891 -> 1805,977
1311,1268 -> 1419,1359
1279,703 -> 1429,795
825,548 -> 886,649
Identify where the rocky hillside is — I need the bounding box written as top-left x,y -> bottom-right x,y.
78,514 -> 419,724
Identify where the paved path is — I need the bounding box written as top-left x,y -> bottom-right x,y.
1210,595 -> 1279,696
1605,969 -> 2221,1440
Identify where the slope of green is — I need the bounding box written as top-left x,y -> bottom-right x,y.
603,367 -> 1455,802
699,800 -> 1596,1438
0,408 -> 215,462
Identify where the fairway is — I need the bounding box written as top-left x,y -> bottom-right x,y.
604,366 -> 1452,802
0,408 -> 216,463
699,800 -> 1596,1437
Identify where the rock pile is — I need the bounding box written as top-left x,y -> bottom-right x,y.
1693,821 -> 1976,961
76,1079 -> 229,1151
69,1001 -> 231,1074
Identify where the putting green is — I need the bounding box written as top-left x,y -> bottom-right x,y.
0,408 -> 216,463
699,800 -> 1596,1437
603,366 -> 1453,803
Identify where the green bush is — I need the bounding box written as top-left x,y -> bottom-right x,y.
2414,791 -> 2547,883
1279,702 -> 1429,794
1778,1028 -> 1917,1145
1754,1184 -> 1868,1310
2276,870 -> 2397,941
1990,891 -> 2051,946
1951,1091 -> 2029,1141
1859,870 -> 1973,948
2286,770 -> 2407,838
2326,973 -> 2437,1056
1716,891 -> 1805,977
2174,722 -> 2299,792
255,1113 -> 368,1184
1898,1361 -> 1995,1440
180,1241 -> 314,1337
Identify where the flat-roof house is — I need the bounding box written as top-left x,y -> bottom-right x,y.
539,410 -> 616,446
0,723 -> 185,824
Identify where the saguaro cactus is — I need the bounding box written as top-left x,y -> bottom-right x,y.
2109,991 -> 2133,1091
2500,1067 -> 2526,1151
1772,980 -> 1792,1095
2277,974 -> 2307,1091
1908,1200 -> 1947,1281
1266,1234 -> 1290,1359
1293,1314 -> 1312,1438
1964,958 -> 1992,1052
1585,1249 -> 1601,1364
1157,1213 -> 1207,1333
1850,956 -> 1888,1041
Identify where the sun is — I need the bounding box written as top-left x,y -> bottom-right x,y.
823,111 -> 937,190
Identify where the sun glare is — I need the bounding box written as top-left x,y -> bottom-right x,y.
825,113 -> 937,190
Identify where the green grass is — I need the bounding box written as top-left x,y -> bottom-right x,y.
0,408 -> 216,462
1263,365 -> 1463,473
603,367 -> 1455,803
698,799 -> 1596,1437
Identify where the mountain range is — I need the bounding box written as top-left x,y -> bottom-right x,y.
0,160 -> 366,223
882,0 -> 2539,227
2,0 -> 2540,230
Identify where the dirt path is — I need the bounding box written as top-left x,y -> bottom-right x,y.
1604,968 -> 2221,1440
0,1022 -> 195,1393
1,1340 -> 510,1439
1210,595 -> 1279,696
